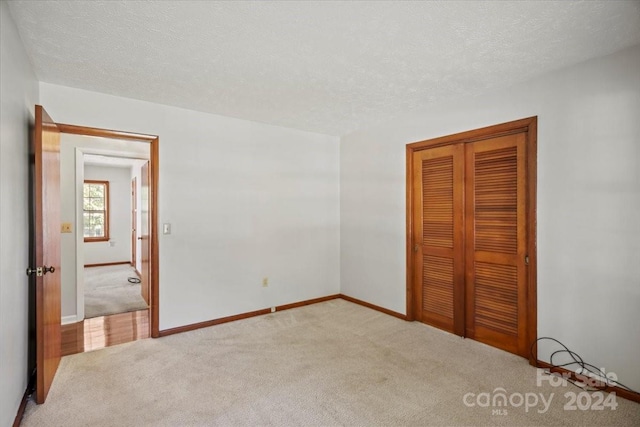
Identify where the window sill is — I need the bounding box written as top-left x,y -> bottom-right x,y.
84,237 -> 109,243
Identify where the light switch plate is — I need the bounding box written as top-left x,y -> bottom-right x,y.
61,222 -> 72,233
163,223 -> 171,235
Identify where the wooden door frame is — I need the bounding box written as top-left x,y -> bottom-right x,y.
406,116 -> 537,363
57,123 -> 160,338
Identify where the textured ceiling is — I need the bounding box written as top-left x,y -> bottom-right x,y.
7,1 -> 640,136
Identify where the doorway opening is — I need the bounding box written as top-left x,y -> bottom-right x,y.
80,153 -> 149,319
58,123 -> 160,339
31,106 -> 160,403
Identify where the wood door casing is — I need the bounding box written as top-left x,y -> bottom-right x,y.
56,123 -> 160,338
465,133 -> 528,356
34,105 -> 62,403
406,117 -> 537,360
412,144 -> 465,335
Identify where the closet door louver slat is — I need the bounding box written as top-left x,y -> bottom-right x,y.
465,134 -> 528,356
413,145 -> 464,334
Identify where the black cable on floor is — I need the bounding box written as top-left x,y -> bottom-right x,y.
530,337 -> 638,393
127,277 -> 141,284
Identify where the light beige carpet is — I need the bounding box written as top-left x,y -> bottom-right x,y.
84,265 -> 148,318
22,299 -> 639,426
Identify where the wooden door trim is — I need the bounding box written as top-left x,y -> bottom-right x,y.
406,116 -> 537,363
57,123 -> 160,338
405,117 -> 534,151
56,123 -> 157,142
526,119 -> 538,365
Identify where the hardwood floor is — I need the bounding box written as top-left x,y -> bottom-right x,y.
61,310 -> 149,356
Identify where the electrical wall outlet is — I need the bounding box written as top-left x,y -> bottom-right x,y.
262,277 -> 269,287
271,307 -> 276,313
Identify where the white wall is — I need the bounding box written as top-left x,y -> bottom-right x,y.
341,45 -> 640,390
0,2 -> 39,425
41,83 -> 341,331
59,133 -> 149,320
84,164 -> 133,266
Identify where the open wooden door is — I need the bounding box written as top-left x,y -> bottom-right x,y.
140,162 -> 151,305
32,105 -> 62,403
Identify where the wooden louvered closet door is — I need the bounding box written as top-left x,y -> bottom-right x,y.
412,144 -> 464,335
465,133 -> 528,356
412,128 -> 530,358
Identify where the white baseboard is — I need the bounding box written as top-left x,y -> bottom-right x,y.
61,315 -> 80,325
